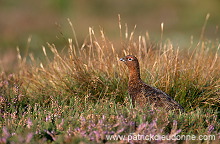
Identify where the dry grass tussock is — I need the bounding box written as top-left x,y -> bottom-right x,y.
15,20 -> 220,111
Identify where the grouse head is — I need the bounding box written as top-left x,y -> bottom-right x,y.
120,55 -> 139,69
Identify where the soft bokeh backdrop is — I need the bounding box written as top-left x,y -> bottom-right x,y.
0,0 -> 219,58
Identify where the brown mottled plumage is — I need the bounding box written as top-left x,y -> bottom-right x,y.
120,55 -> 184,112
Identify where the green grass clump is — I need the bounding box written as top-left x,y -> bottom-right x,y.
0,21 -> 219,143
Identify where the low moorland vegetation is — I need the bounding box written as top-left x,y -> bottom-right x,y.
0,20 -> 219,143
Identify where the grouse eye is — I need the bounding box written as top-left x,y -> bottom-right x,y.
127,58 -> 133,61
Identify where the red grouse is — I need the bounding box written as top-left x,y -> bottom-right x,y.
120,55 -> 184,112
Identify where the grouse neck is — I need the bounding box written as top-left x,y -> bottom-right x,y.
128,66 -> 141,82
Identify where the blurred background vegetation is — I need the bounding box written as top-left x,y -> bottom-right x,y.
0,0 -> 219,60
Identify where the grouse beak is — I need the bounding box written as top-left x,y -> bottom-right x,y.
120,58 -> 126,62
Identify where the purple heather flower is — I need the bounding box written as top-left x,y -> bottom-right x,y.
93,131 -> 101,142
3,80 -> 9,86
2,127 -> 10,138
26,133 -> 33,143
208,125 -> 214,133
136,123 -> 147,132
27,118 -> 33,128
45,115 -> 51,122
8,74 -> 13,79
115,128 -> 125,134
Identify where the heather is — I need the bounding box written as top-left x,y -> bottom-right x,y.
0,21 -> 219,143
